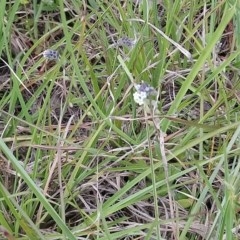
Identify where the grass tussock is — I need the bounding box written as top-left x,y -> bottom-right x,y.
0,0 -> 240,239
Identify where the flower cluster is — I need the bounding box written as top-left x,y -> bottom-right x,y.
42,49 -> 59,60
117,37 -> 136,48
133,82 -> 157,106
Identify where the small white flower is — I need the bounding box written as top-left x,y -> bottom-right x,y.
133,82 -> 157,106
42,49 -> 59,60
108,36 -> 137,50
117,37 -> 136,48
133,91 -> 147,105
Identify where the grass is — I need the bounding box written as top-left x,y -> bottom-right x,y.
0,0 -> 240,239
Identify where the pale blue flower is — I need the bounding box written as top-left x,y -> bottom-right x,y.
42,49 -> 59,60
117,37 -> 136,48
133,82 -> 156,105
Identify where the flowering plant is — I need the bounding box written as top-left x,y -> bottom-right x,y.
42,49 -> 59,60
133,82 -> 157,106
